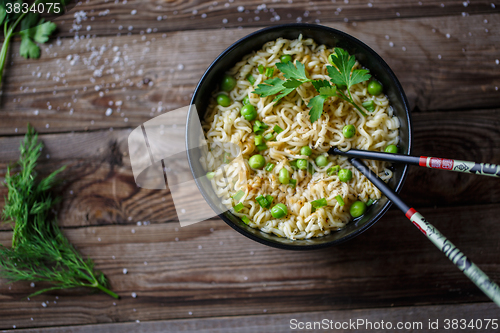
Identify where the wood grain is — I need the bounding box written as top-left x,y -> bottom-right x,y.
5,302 -> 500,332
50,0 -> 499,37
0,109 -> 499,231
1,14 -> 500,135
1,203 -> 499,329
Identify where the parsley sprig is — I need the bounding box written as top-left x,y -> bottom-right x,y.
0,126 -> 119,299
327,48 -> 371,117
0,0 -> 61,85
252,48 -> 372,123
253,61 -> 312,104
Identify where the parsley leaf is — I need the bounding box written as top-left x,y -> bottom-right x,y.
253,78 -> 286,97
32,20 -> 57,43
276,61 -> 310,81
273,86 -> 296,103
311,79 -> 331,93
253,61 -> 312,104
20,13 -> 39,31
282,77 -> 303,89
19,36 -> 40,58
327,48 -> 371,116
307,84 -> 337,123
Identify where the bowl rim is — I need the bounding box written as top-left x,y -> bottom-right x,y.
187,23 -> 412,250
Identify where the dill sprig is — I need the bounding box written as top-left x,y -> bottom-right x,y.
0,126 -> 119,299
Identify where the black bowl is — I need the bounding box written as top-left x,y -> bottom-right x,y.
187,23 -> 412,250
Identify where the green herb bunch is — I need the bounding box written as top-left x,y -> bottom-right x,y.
252,47 -> 372,123
0,126 -> 119,299
0,0 -> 65,84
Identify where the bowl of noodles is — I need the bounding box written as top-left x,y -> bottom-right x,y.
187,23 -> 411,250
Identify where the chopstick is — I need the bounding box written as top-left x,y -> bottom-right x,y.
349,157 -> 500,307
331,148 -> 500,178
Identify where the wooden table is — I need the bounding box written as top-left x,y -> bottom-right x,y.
1,0 -> 499,331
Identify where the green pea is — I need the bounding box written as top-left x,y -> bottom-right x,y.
270,203 -> 288,219
241,104 -> 257,121
300,146 -> 312,156
280,55 -> 292,63
338,168 -> 352,182
296,159 -> 308,170
248,154 -> 265,169
367,80 -> 383,95
384,144 -> 398,154
279,168 -> 290,184
342,124 -> 356,138
216,94 -> 231,107
315,155 -> 328,167
221,75 -> 236,92
350,201 -> 367,218
242,95 -> 250,105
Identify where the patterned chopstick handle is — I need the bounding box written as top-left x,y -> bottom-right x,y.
419,156 -> 500,177
405,208 -> 500,307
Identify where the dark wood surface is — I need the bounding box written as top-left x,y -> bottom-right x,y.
1,0 -> 499,331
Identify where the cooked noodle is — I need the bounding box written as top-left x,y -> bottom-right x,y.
201,35 -> 399,240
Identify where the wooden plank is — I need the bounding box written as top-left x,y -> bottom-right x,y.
50,0 -> 499,38
5,302 -> 499,332
0,203 -> 499,329
1,14 -> 500,135
0,109 -> 499,230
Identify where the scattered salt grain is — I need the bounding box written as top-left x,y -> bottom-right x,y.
41,302 -> 47,308
131,292 -> 137,298
496,59 -> 499,65
131,9 -> 137,15
123,268 -> 128,274
446,33 -> 450,38
105,108 -> 113,116
131,229 -> 135,234
30,282 -> 35,287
